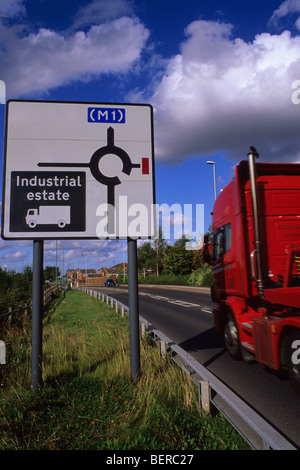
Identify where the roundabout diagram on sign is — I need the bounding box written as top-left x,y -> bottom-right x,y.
38,126 -> 147,233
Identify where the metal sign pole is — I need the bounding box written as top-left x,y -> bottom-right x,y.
31,239 -> 44,391
127,238 -> 140,383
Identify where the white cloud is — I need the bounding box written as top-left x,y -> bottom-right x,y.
0,3 -> 149,98
0,0 -> 25,19
72,0 -> 134,29
150,19 -> 300,163
42,239 -> 125,269
0,238 -> 126,272
269,0 -> 300,30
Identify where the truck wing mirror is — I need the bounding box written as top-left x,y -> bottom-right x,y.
202,235 -> 211,264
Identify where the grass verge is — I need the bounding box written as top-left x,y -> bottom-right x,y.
0,290 -> 249,450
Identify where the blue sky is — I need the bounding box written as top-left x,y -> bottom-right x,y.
1,0 -> 300,273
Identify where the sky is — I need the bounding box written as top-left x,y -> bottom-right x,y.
0,0 -> 300,274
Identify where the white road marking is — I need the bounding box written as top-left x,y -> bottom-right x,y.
168,299 -> 200,307
139,291 -> 212,312
201,308 -> 213,314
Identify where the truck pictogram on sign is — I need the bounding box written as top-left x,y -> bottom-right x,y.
26,206 -> 71,229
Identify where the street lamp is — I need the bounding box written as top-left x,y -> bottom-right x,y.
206,161 -> 217,201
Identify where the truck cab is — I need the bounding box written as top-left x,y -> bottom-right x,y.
204,150 -> 300,396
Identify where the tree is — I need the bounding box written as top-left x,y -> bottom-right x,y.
43,265 -> 60,282
137,242 -> 156,276
192,248 -> 203,270
163,236 -> 194,275
153,226 -> 167,275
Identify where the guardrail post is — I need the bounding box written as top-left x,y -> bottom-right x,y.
0,340 -> 5,364
159,340 -> 167,357
198,381 -> 211,414
141,322 -> 146,337
7,307 -> 12,327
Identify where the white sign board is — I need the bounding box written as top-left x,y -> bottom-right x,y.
2,100 -> 155,240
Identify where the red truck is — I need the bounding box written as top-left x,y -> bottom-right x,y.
203,148 -> 300,395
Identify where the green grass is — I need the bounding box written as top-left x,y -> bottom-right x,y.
0,290 -> 249,450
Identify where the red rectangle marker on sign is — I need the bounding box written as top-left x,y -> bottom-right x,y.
142,158 -> 149,174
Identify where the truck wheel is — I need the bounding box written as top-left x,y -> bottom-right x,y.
28,220 -> 36,228
286,331 -> 300,398
223,311 -> 241,359
58,220 -> 66,228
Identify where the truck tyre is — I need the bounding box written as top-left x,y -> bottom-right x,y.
286,331 -> 300,398
58,220 -> 66,228
28,220 -> 36,228
223,311 -> 242,359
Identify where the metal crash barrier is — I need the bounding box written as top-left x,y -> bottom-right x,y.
80,287 -> 297,451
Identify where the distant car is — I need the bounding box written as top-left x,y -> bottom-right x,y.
104,279 -> 116,287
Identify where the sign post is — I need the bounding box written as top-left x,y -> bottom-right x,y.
31,240 -> 44,390
2,100 -> 155,386
127,238 -> 140,383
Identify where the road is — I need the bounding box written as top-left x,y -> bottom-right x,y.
94,284 -> 300,448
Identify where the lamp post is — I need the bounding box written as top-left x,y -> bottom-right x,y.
56,240 -> 58,285
60,243 -> 64,286
81,252 -> 87,285
206,161 -> 217,201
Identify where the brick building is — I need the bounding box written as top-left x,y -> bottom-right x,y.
67,263 -> 127,285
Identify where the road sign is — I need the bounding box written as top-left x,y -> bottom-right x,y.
2,100 -> 155,240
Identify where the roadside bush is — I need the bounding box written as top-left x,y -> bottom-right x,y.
187,266 -> 212,287
139,273 -> 189,285
0,266 -> 33,314
139,266 -> 212,288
